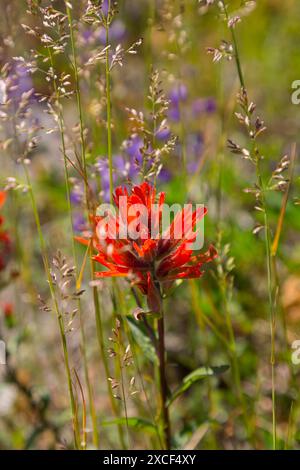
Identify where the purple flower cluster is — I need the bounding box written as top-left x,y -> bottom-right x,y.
80,0 -> 126,48
0,62 -> 33,105
168,84 -> 188,122
70,183 -> 86,232
97,19 -> 126,45
168,83 -> 216,123
164,84 -> 216,173
192,97 -> 216,115
186,132 -> 204,173
123,136 -> 171,182
94,135 -> 145,203
9,62 -> 33,101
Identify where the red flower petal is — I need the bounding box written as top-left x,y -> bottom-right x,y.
0,192 -> 6,209
95,271 -> 129,278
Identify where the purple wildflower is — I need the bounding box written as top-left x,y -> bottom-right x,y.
158,167 -> 172,182
81,28 -> 95,45
95,159 -> 113,202
73,213 -> 86,233
102,0 -> 109,16
168,84 -> 188,123
70,182 -> 85,206
156,126 -> 171,141
124,135 -> 143,168
8,62 -> 33,102
187,132 -> 204,173
96,19 -> 127,45
192,97 -> 216,115
95,155 -> 134,202
70,190 -> 83,206
168,106 -> 181,122
169,84 -> 188,105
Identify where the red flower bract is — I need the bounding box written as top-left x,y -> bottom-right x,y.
76,182 -> 217,312
0,191 -> 11,272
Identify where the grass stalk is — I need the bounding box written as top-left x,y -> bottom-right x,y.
65,3 -> 88,190
256,162 -> 277,449
105,18 -> 114,204
156,287 -> 171,450
90,256 -> 126,449
221,0 -> 277,448
47,46 -> 99,448
65,2 -> 127,447
23,163 -> 80,449
102,2 -> 129,447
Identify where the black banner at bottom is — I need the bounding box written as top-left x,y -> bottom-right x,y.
0,449 -> 298,466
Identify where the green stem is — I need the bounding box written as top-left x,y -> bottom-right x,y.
221,281 -> 254,443
221,1 -> 245,89
118,343 -> 130,447
102,4 -> 127,447
65,3 -> 88,197
90,256 -> 126,449
121,285 -> 164,448
256,165 -> 277,450
221,0 -> 277,448
65,2 -> 126,447
23,163 -> 80,449
79,302 -> 99,449
156,289 -> 171,450
47,46 -> 99,448
105,23 -> 114,204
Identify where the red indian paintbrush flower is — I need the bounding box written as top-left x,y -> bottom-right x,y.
76,182 -> 217,312
0,191 -> 11,272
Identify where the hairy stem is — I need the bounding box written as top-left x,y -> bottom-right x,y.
157,290 -> 171,450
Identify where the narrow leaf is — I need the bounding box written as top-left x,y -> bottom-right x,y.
101,417 -> 156,435
127,316 -> 158,365
167,365 -> 229,407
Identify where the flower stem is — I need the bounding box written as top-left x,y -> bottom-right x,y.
157,294 -> 171,449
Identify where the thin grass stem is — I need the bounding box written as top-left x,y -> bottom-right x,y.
221,0 -> 277,448
23,163 -> 80,449
47,45 -> 99,448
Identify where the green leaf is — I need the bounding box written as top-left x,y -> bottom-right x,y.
126,316 -> 158,365
167,365 -> 229,407
101,417 -> 157,435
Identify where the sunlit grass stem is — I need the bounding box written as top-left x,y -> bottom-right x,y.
221,0 -> 277,448
65,3 -> 88,191
23,162 -> 80,449
105,20 -> 114,204
90,256 -> 126,449
47,46 -> 99,448
65,2 -> 127,447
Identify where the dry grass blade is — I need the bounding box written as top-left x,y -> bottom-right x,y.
271,143 -> 297,257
